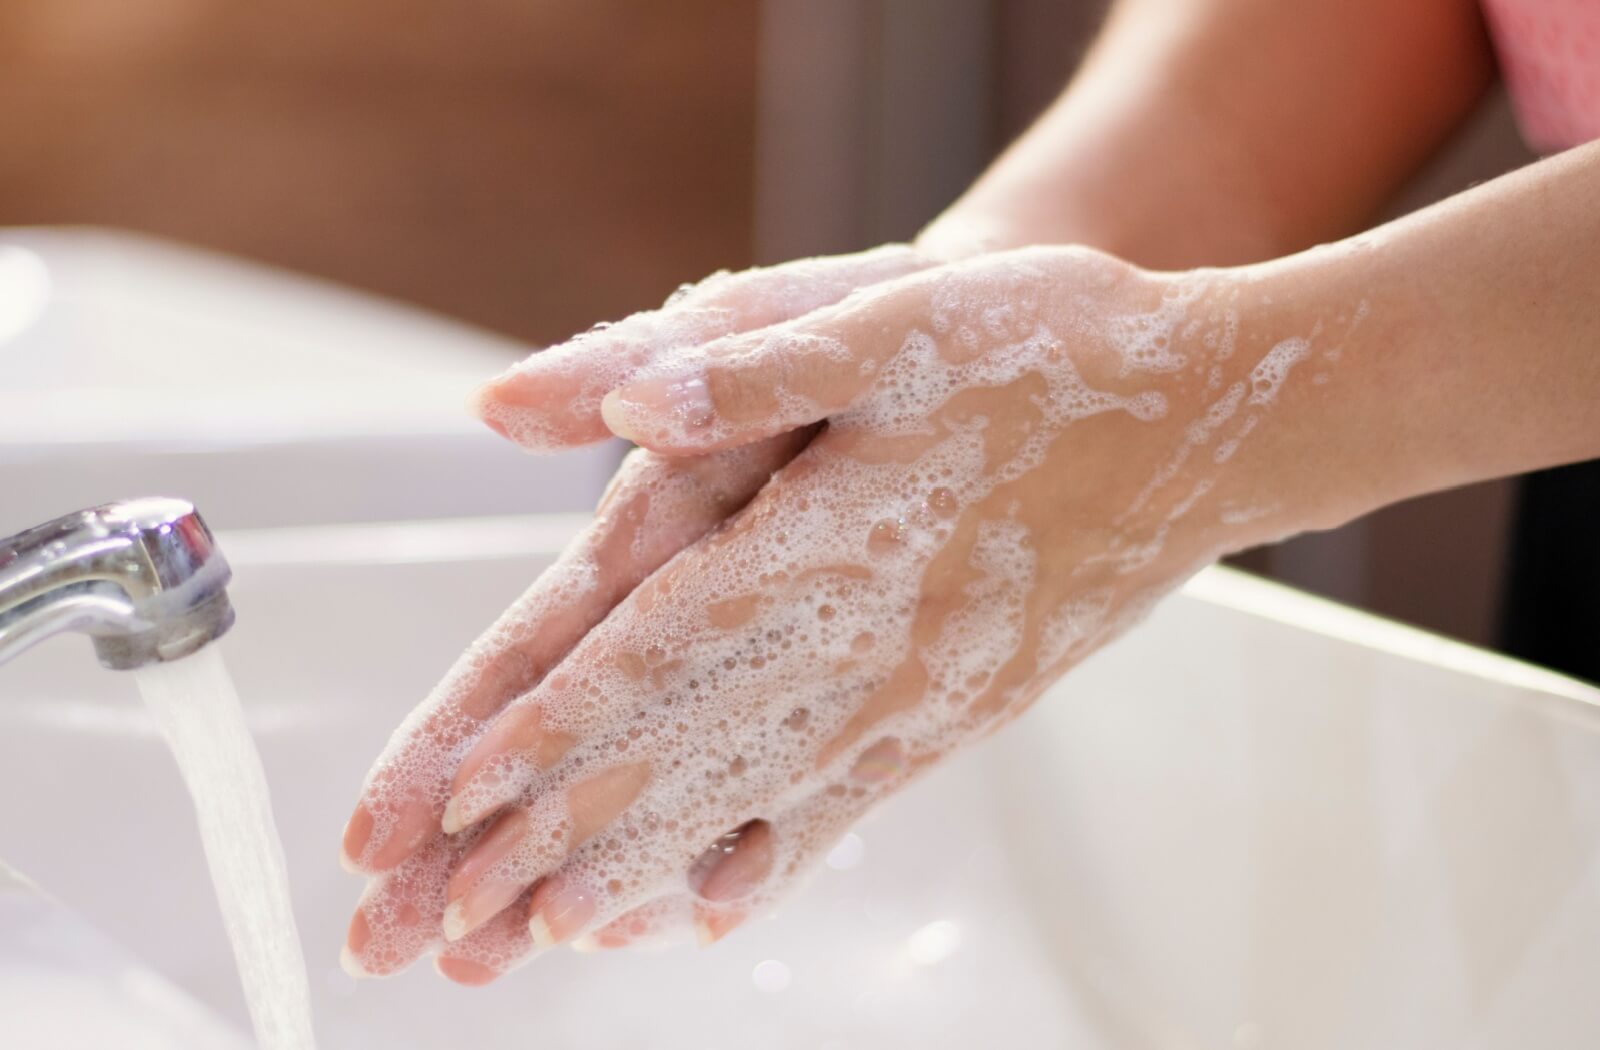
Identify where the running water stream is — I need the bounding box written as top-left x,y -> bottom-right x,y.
134,646 -> 317,1050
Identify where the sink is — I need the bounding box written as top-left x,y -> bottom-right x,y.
2,515 -> 1596,1049
0,228 -> 621,531
0,860 -> 251,1050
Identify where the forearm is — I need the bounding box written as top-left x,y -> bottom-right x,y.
920,0 -> 1494,269
1249,141 -> 1600,532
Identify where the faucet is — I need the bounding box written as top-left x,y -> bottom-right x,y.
0,498 -> 234,670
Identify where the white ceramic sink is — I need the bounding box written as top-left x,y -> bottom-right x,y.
2,516 -> 1596,1050
0,228 -> 620,530
0,860 -> 250,1050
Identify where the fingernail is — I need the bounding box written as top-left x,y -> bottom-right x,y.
443,879 -> 525,943
476,366 -> 537,408
434,955 -> 499,987
471,374 -> 548,449
443,812 -> 530,942
601,374 -> 713,443
441,786 -> 508,838
569,935 -> 603,953
526,876 -> 597,949
695,907 -> 745,947
347,907 -> 372,952
440,796 -> 469,836
340,945 -> 370,978
445,707 -> 553,834
471,362 -> 613,453
526,911 -> 558,950
339,804 -> 374,872
343,909 -> 373,976
474,400 -> 513,441
470,375 -> 502,410
849,737 -> 907,785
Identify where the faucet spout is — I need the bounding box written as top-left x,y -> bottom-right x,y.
0,498 -> 234,670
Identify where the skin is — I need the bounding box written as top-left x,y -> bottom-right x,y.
918,0 -> 1496,267
341,0 -> 1600,983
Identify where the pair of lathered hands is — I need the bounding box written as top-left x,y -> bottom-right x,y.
334,0 -> 1600,986
338,233 -> 1374,985
339,129 -> 1600,978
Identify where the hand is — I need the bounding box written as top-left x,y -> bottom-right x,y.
340,245 -> 945,980
344,243 -> 1357,984
472,244 -> 939,452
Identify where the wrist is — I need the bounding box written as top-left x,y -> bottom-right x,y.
1210,243 -> 1420,543
1085,251 -> 1392,556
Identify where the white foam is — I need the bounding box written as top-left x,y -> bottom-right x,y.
1037,591 -> 1113,674
1247,337 -> 1310,406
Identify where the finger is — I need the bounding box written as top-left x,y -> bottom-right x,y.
443,762 -> 653,942
681,819 -> 775,947
692,772 -> 911,948
476,246 -> 931,452
515,749 -> 902,958
560,757 -> 908,953
436,433 -> 814,837
435,430 -> 948,955
341,433 -> 807,874
687,819 -> 775,904
525,872 -> 601,949
691,899 -> 754,947
529,819 -> 776,953
573,895 -> 697,952
433,892 -> 537,987
597,275 -> 930,455
342,834 -> 473,978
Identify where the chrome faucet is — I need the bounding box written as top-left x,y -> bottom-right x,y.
0,498 -> 234,670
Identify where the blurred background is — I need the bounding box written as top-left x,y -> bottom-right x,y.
0,0 -> 1544,659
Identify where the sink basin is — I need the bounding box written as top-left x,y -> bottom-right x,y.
0,861 -> 250,1050
2,515 -> 1596,1049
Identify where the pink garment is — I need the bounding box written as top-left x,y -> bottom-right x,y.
1481,0 -> 1600,151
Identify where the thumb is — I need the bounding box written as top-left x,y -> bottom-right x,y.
474,245 -> 929,453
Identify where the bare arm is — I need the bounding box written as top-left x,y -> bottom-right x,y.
921,0 -> 1496,267
1256,139 -> 1600,528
